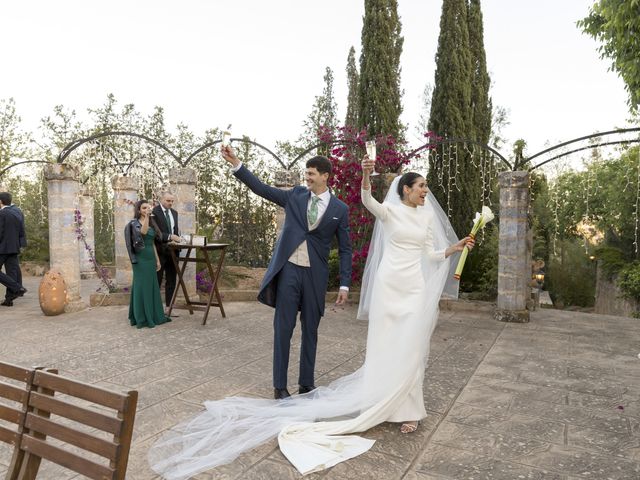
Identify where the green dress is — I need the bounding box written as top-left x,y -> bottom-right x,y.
128,227 -> 171,328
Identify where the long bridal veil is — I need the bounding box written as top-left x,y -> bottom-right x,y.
149,175 -> 460,480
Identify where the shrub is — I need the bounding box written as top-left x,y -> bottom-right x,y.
617,262 -> 640,302
546,239 -> 596,307
594,245 -> 626,279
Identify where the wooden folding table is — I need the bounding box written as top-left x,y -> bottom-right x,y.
168,243 -> 229,325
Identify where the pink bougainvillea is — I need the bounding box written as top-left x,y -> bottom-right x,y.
318,126 -> 411,287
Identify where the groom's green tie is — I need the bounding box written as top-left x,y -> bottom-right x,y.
308,195 -> 321,225
164,209 -> 172,231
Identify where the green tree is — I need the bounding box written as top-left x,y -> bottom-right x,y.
541,146 -> 640,307
468,0 -> 492,145
530,171 -> 553,266
578,0 -> 640,112
357,0 -> 404,139
416,82 -> 433,137
0,98 -> 31,172
428,0 -> 472,140
205,138 -> 277,267
4,175 -> 49,264
551,146 -> 640,258
344,47 -> 359,129
302,67 -> 338,154
490,105 -> 510,150
546,238 -> 596,308
39,105 -> 85,162
427,0 -> 474,237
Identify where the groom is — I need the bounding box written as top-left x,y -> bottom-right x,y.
221,146 -> 352,399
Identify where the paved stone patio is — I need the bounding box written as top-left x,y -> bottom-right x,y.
1,276 -> 639,479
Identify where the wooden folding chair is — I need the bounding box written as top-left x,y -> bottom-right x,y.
15,370 -> 138,480
0,362 -> 40,480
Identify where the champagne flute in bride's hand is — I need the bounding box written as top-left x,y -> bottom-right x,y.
365,140 -> 379,176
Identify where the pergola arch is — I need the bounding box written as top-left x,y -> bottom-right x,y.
4,127 -> 638,319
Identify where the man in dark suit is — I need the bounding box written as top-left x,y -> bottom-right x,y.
6,202 -> 26,286
0,192 -> 27,306
221,146 -> 352,400
152,192 -> 180,311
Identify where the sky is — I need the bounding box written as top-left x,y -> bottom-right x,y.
0,0 -> 633,163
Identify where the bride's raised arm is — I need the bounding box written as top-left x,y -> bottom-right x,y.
361,155 -> 389,221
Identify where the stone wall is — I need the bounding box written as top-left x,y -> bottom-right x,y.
595,267 -> 639,317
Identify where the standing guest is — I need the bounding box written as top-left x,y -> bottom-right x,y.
152,192 -> 180,312
125,200 -> 174,328
0,192 -> 26,307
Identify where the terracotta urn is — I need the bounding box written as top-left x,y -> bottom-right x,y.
39,270 -> 68,316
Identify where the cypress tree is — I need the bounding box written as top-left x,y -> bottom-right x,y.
427,0 -> 475,237
428,0 -> 472,140
468,0 -> 494,209
302,67 -> 338,151
468,0 -> 492,145
344,46 -> 359,129
357,0 -> 404,139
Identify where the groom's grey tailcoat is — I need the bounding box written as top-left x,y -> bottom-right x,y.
234,165 -> 352,315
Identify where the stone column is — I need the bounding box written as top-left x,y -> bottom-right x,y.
45,164 -> 86,312
273,168 -> 298,234
78,187 -> 97,279
495,171 -> 530,323
170,167 -> 197,297
112,176 -> 138,288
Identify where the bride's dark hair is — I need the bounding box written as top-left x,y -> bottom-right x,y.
397,172 -> 424,199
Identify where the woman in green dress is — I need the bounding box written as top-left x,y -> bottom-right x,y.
125,199 -> 172,328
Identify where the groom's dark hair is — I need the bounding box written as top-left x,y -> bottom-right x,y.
306,156 -> 332,176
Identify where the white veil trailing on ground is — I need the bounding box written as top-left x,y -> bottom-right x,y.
357,176 -> 461,321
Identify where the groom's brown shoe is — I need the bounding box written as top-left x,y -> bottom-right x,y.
274,388 -> 291,400
298,385 -> 316,394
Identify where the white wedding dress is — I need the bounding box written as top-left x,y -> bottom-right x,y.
149,178 -> 458,479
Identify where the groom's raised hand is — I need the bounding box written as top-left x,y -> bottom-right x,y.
221,145 -> 241,168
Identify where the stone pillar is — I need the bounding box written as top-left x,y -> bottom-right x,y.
170,167 -> 197,297
112,176 -> 138,288
495,171 -> 530,323
78,187 -> 97,279
45,164 -> 86,312
273,168 -> 298,234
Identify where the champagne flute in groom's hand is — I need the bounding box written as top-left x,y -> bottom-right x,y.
220,144 -> 241,169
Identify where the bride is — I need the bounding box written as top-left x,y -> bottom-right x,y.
148,155 -> 474,479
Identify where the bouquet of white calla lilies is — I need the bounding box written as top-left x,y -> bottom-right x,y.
454,206 -> 495,280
